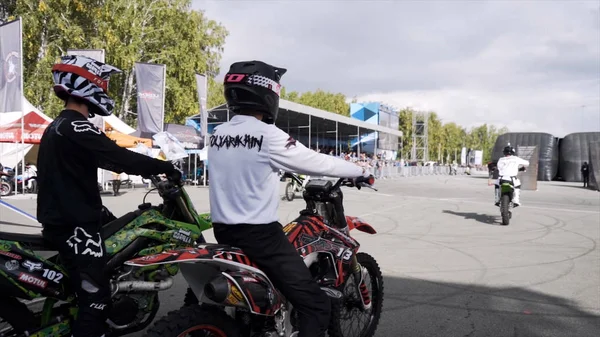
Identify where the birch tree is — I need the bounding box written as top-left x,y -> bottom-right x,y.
8,0 -> 227,123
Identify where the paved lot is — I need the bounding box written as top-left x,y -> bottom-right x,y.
1,174 -> 599,337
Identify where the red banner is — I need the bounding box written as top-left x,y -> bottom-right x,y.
0,111 -> 50,144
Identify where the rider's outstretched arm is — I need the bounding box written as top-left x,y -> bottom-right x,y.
59,119 -> 175,176
517,157 -> 530,167
267,127 -> 366,178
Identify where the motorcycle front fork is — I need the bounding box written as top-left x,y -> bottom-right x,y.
350,253 -> 372,311
332,226 -> 372,311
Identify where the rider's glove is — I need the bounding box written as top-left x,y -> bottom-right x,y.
167,165 -> 183,185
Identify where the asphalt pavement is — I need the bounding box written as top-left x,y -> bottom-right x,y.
1,173 -> 599,337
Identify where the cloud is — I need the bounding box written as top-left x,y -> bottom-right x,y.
193,0 -> 600,137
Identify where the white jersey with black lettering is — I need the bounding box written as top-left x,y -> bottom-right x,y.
208,115 -> 366,225
497,155 -> 530,178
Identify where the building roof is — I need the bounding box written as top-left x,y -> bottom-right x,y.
191,99 -> 403,138
279,99 -> 403,137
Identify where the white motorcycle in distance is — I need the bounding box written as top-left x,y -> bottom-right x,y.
280,171 -> 309,201
2,164 -> 38,195
0,165 -> 11,197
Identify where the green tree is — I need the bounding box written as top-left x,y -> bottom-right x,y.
442,122 -> 465,162
427,112 -> 443,161
9,0 -> 228,124
207,77 -> 226,109
398,108 -> 414,159
282,89 -> 350,116
0,0 -> 17,22
391,108 -> 507,163
282,89 -> 300,103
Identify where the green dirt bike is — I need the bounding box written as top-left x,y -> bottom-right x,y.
498,166 -> 526,226
0,175 -> 212,337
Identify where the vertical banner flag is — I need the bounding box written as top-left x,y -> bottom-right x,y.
0,18 -> 23,113
460,147 -> 467,166
135,62 -> 166,136
66,49 -> 105,129
195,73 -> 208,143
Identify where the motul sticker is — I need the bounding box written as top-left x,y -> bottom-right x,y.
0,251 -> 22,260
18,272 -> 48,289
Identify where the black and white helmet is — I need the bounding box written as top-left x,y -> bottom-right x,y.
51,55 -> 122,117
224,60 -> 287,124
503,145 -> 515,156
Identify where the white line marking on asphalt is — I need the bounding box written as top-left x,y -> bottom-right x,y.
390,195 -> 600,215
358,201 -> 418,217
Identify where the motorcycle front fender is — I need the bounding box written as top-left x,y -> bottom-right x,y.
345,216 -> 377,234
500,184 -> 514,194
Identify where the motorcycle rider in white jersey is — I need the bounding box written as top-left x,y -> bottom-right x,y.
495,145 -> 529,206
208,60 -> 371,337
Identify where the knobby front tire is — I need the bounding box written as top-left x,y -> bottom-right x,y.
328,252 -> 384,337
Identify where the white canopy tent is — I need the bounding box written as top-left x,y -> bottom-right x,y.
98,114 -> 148,188
0,98 -> 151,189
0,99 -> 53,169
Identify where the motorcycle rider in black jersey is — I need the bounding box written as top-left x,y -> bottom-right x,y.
208,60 -> 370,337
36,55 -> 179,337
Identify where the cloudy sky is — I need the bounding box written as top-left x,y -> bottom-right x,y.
192,0 -> 599,137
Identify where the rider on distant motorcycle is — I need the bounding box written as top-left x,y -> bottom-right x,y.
208,60 -> 371,337
37,55 -> 180,337
495,145 -> 529,207
24,163 -> 37,191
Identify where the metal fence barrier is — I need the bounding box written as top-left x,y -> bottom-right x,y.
365,164 -> 468,179
305,162 -> 470,181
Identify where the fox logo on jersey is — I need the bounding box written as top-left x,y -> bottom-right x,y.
71,120 -> 101,135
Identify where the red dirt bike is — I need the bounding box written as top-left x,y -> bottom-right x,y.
126,176 -> 384,337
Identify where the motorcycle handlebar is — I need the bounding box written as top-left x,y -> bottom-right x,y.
332,175 -> 377,191
146,174 -> 182,196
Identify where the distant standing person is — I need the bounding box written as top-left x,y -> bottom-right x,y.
581,161 -> 590,187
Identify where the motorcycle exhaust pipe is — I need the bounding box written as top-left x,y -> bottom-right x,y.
204,275 -> 231,303
204,274 -> 270,308
113,277 -> 174,293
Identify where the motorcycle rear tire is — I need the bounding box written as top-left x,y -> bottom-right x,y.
29,179 -> 38,194
143,304 -> 241,337
500,194 -> 511,226
0,181 -> 11,196
285,182 -> 295,201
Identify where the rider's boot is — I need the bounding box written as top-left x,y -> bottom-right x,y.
512,188 -> 521,207
494,187 -> 500,206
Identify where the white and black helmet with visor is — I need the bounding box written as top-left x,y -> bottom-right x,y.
51,55 -> 122,117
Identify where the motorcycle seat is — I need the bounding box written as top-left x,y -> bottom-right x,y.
0,211 -> 141,250
0,231 -> 57,251
100,211 -> 141,240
